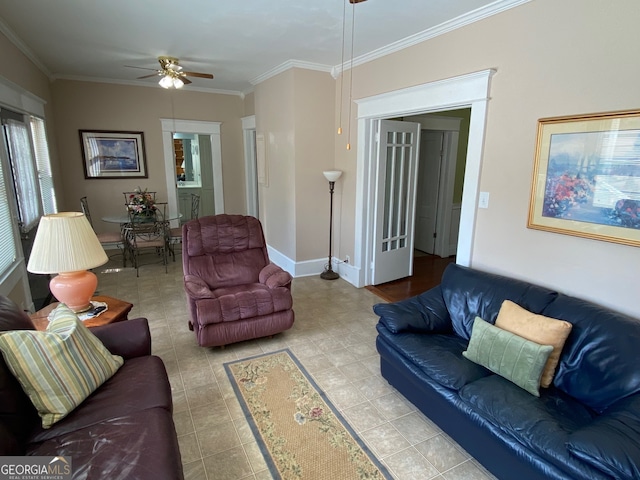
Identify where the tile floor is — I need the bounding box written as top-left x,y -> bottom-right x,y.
94,253 -> 496,480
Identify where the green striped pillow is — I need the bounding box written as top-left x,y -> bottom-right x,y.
0,304 -> 123,428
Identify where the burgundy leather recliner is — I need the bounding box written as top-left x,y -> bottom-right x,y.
182,214 -> 294,347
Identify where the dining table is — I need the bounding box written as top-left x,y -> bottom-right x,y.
101,211 -> 183,224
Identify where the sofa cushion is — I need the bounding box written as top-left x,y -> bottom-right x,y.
566,394 -> 640,480
495,300 -> 572,388
376,323 -> 490,390
26,407 -> 183,480
463,317 -> 552,396
440,264 -> 558,340
29,355 -> 171,443
0,305 -> 123,428
544,293 -> 640,413
195,283 -> 293,325
460,375 -> 598,478
0,296 -> 40,452
374,286 -> 452,334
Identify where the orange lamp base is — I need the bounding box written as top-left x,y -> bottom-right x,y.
49,270 -> 98,313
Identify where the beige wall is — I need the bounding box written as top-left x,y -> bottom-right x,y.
254,68 -> 335,262
243,91 -> 255,117
49,80 -> 246,233
332,0 -> 640,316
255,69 -> 296,257
292,69 -> 336,261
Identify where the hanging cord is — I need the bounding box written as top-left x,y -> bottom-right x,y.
337,0 -> 347,135
346,0 -> 356,150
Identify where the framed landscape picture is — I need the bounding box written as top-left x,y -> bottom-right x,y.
80,130 -> 147,179
528,110 -> 640,247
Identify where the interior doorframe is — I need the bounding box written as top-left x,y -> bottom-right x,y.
354,69 -> 495,287
241,115 -> 259,218
414,114 -> 462,257
161,119 -> 224,225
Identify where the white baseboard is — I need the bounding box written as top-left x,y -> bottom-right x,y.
267,245 -> 359,287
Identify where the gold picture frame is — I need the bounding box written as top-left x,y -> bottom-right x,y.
528,109 -> 640,247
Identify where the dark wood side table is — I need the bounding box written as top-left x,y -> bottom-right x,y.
30,295 -> 133,331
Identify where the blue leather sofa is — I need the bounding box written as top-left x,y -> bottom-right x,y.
374,264 -> 640,480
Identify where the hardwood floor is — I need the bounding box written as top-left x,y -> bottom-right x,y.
366,252 -> 456,303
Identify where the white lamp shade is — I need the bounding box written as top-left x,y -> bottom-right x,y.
27,212 -> 108,274
323,170 -> 343,182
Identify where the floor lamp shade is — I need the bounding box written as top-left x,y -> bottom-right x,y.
27,212 -> 108,312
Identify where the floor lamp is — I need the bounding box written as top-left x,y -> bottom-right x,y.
321,170 -> 342,280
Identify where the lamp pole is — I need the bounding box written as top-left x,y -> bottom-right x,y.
321,170 -> 342,280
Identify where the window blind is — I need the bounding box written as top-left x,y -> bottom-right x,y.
30,117 -> 57,215
4,119 -> 42,232
0,151 -> 17,276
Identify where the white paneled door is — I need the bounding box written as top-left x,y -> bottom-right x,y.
372,120 -> 420,285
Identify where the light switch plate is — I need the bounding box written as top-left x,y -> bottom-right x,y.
479,192 -> 490,209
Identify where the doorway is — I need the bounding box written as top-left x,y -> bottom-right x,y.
242,115 -> 259,218
353,69 -> 495,288
411,112 -> 467,259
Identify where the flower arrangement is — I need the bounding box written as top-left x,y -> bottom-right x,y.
127,187 -> 157,216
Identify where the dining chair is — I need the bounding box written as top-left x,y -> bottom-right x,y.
80,196 -> 126,266
123,204 -> 169,277
169,193 -> 200,261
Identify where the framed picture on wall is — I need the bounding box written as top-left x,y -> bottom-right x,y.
528,109 -> 640,247
80,130 -> 147,179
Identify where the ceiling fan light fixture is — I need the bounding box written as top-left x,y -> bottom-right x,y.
173,77 -> 184,89
159,74 -> 174,89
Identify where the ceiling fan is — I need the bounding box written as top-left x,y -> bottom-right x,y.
127,56 -> 214,88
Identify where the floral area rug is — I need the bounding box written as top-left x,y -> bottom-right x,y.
225,349 -> 392,480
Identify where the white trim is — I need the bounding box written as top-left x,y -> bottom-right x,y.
160,119 -> 224,224
353,69 -> 495,288
449,203 -> 462,256
266,245 -> 296,277
241,115 -> 259,218
266,245 -> 357,281
250,60 -> 333,86
0,76 -> 46,117
332,0 -> 530,76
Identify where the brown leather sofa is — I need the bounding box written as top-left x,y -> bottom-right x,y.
182,214 -> 294,347
0,295 -> 184,480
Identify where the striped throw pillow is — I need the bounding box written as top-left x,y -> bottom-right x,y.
0,304 -> 123,428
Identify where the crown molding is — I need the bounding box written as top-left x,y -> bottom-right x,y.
333,0 -> 531,76
0,17 -> 52,79
250,60 -> 333,86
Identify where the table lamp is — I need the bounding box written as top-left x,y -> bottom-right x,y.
27,212 -> 108,313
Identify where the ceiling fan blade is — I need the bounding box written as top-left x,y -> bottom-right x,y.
183,71 -> 214,79
181,77 -> 192,85
125,65 -> 159,71
137,73 -> 160,79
